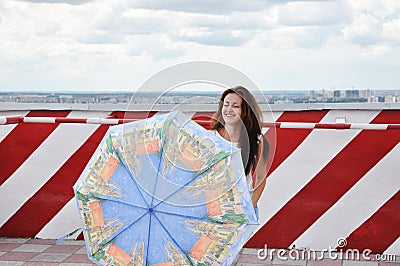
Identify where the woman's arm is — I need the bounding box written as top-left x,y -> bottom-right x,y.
252,174 -> 266,207
252,135 -> 269,207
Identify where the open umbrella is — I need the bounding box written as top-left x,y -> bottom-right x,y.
74,111 -> 258,266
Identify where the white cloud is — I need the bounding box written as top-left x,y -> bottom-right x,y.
277,1 -> 352,26
383,18 -> 400,46
128,0 -> 336,15
128,0 -> 268,14
254,25 -> 339,49
342,13 -> 382,46
176,29 -> 251,47
343,0 -> 400,47
14,0 -> 90,5
0,0 -> 399,91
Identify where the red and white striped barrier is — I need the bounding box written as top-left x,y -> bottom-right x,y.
1,115 -> 400,130
0,109 -> 399,255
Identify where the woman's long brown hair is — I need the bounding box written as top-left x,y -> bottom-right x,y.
211,86 -> 264,176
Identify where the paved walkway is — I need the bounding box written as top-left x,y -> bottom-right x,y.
0,238 -> 398,266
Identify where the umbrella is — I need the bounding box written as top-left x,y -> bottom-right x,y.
74,110 -> 258,266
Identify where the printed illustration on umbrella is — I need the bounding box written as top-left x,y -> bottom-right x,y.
74,111 -> 258,265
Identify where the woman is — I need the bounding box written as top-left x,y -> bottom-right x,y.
211,86 -> 269,214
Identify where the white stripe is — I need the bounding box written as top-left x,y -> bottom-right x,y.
0,111 -> 29,142
186,112 -> 197,119
291,144 -> 400,250
0,116 -> 6,125
100,118 -> 119,124
86,118 -> 119,124
384,236 -> 400,255
23,117 -> 56,123
262,111 -> 283,134
350,123 -> 388,130
257,110 -> 381,231
0,111 -> 108,227
0,124 -> 17,143
280,122 -> 316,129
85,117 -> 101,124
36,198 -> 82,240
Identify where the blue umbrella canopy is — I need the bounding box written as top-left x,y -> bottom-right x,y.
74,111 -> 258,266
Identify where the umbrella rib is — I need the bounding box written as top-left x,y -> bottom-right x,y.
150,111 -> 176,207
80,187 -> 150,210
154,209 -> 259,226
152,166 -> 212,210
152,150 -> 234,210
145,212 -> 152,265
118,159 -> 151,209
152,213 -> 196,266
96,195 -> 149,210
154,209 -> 215,223
149,147 -> 165,207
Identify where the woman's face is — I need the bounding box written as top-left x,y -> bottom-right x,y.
222,93 -> 242,126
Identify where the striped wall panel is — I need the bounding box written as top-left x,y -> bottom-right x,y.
0,109 -> 398,255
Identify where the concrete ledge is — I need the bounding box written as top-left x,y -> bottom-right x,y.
1,102 -> 400,112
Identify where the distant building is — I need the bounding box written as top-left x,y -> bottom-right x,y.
385,95 -> 396,103
322,89 -> 333,98
368,96 -> 378,103
274,99 -> 294,104
345,90 -> 359,99
359,89 -> 372,99
333,90 -> 341,98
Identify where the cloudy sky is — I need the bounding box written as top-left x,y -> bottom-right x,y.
0,0 -> 399,92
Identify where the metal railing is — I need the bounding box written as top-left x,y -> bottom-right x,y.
1,115 -> 400,130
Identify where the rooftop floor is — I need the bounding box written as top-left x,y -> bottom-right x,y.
0,238 -> 398,266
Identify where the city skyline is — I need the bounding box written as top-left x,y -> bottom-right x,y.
1,88 -> 399,105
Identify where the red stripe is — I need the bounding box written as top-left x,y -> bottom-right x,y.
0,111 -> 157,237
246,110 -> 400,249
265,110 -> 329,176
55,117 -> 88,123
5,116 -> 23,124
110,111 -> 157,119
77,232 -> 84,240
315,123 -> 351,130
192,112 -> 214,129
0,111 -> 70,186
340,190 -> 400,253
